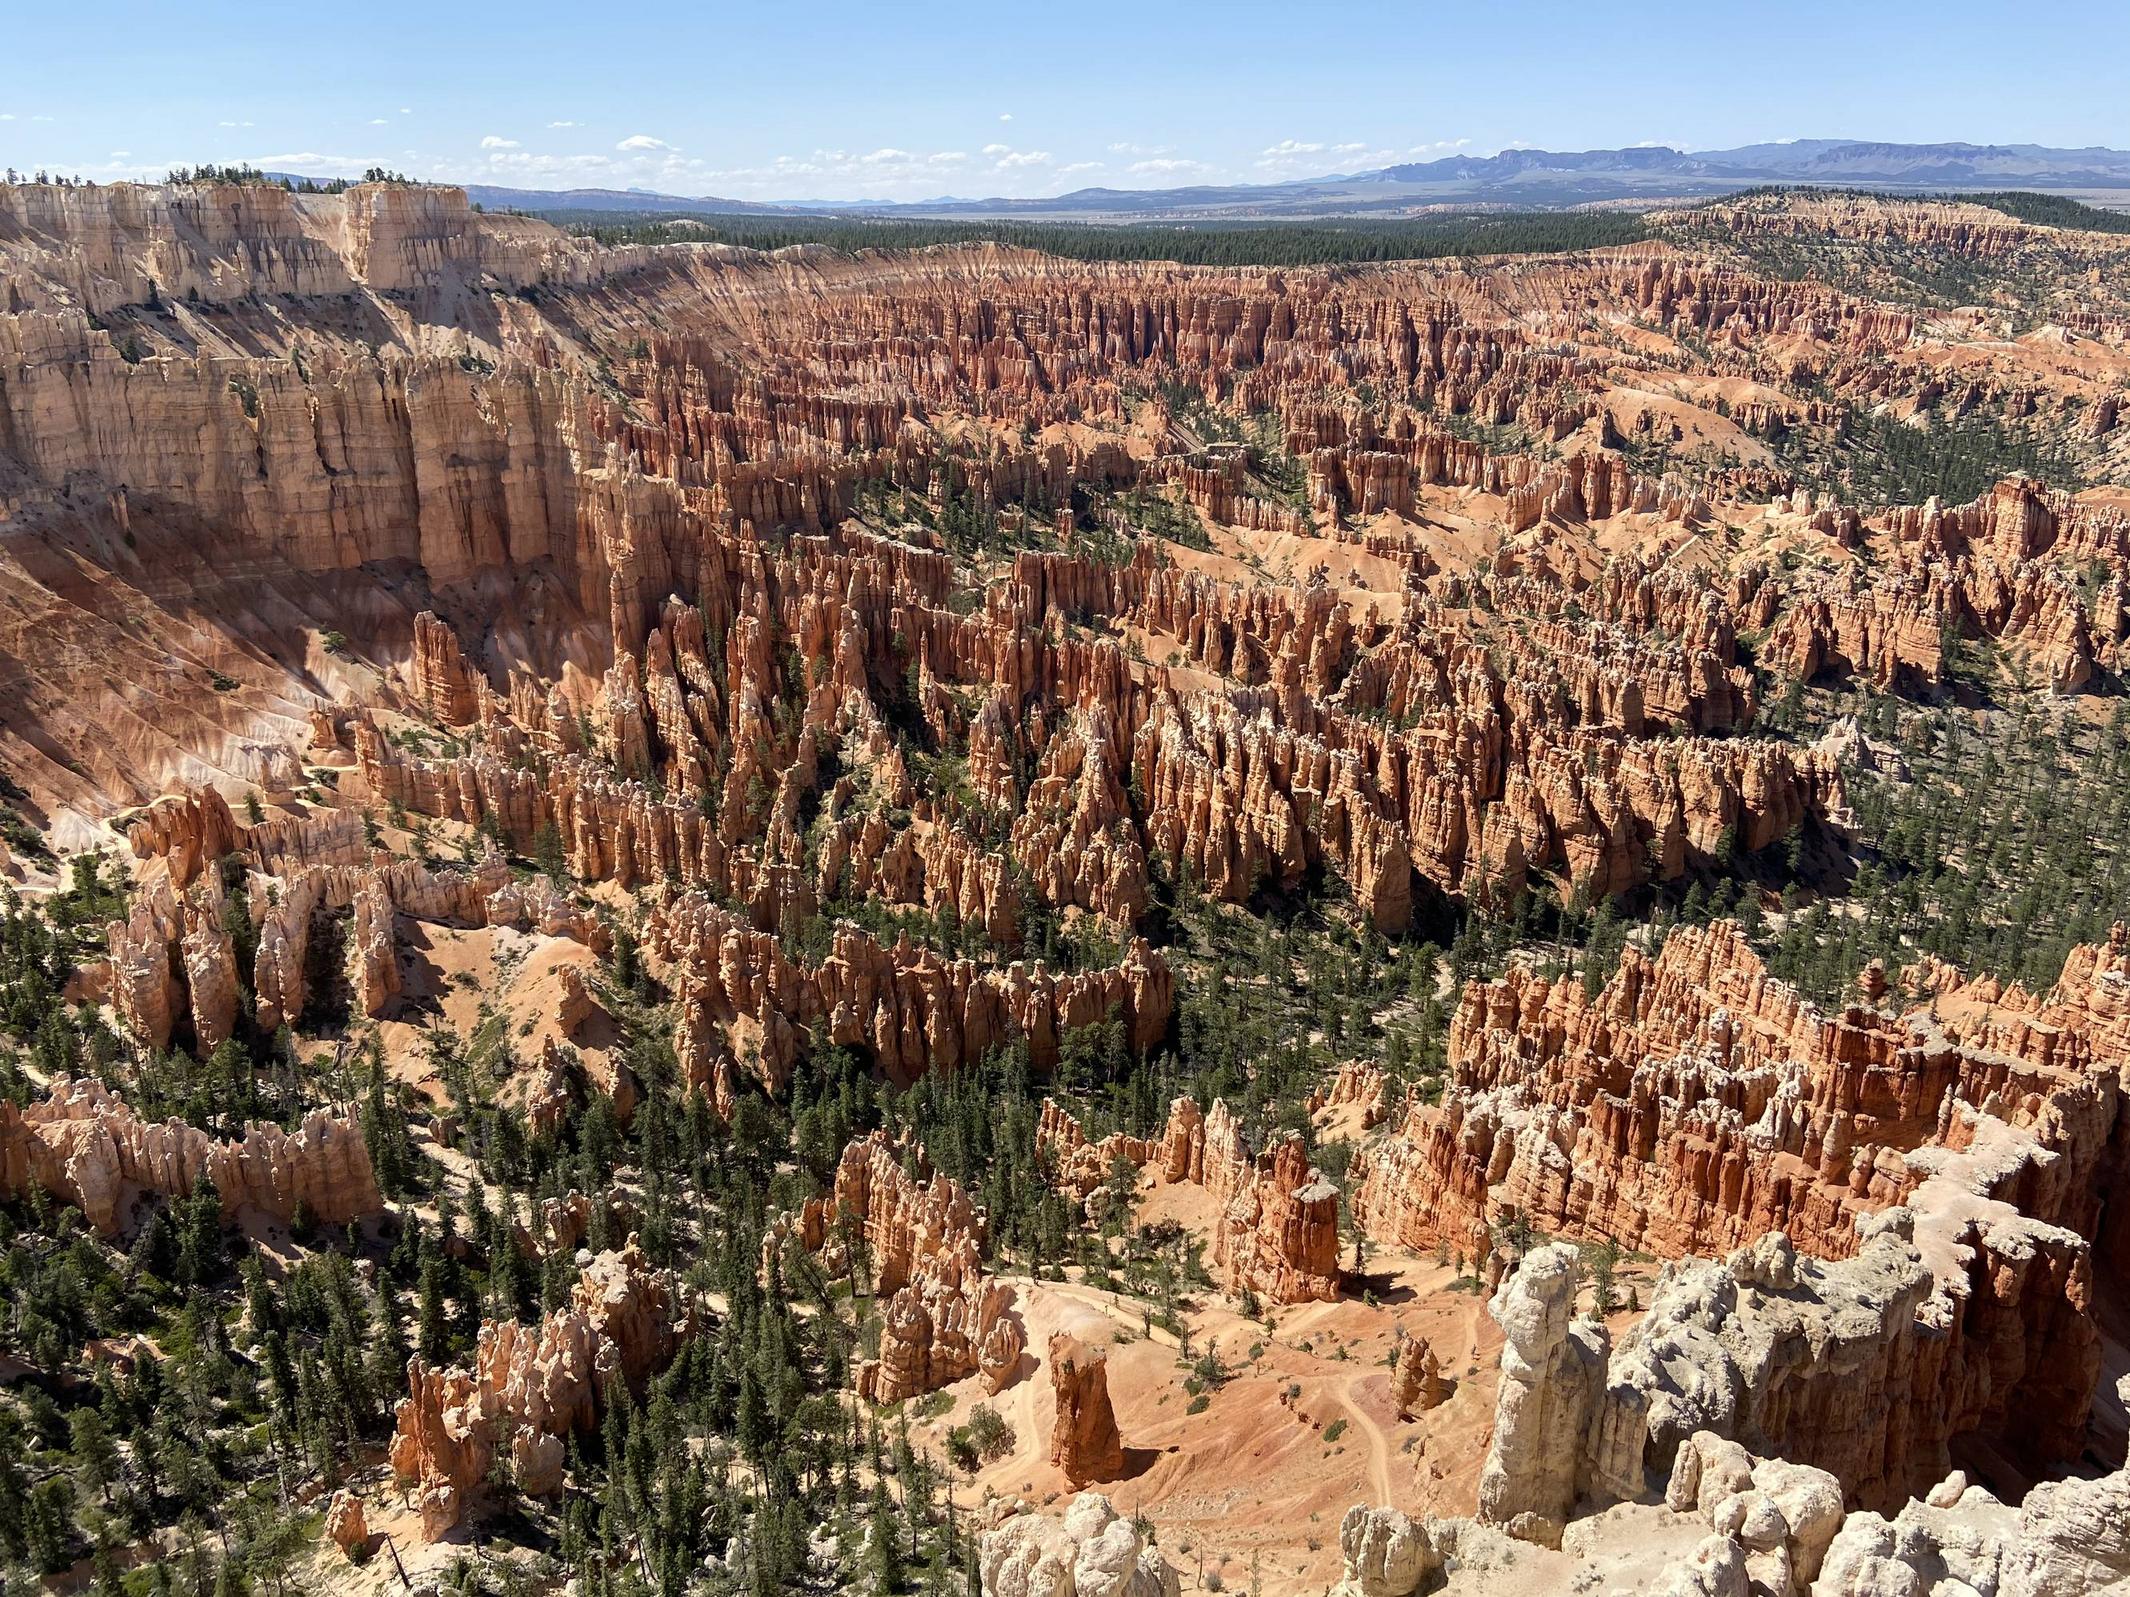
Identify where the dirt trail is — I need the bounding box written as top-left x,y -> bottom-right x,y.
1044,1278 -> 1184,1350
1341,1371 -> 1394,1504
1459,1291 -> 1489,1367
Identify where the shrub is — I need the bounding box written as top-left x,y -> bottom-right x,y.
966,1403 -> 1012,1461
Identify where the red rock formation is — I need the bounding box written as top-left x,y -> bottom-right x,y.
647,893 -> 1171,1104
1048,1333 -> 1124,1485
123,787 -> 242,889
110,825 -> 605,1049
106,877 -> 243,1053
410,610 -> 484,724
347,876 -> 400,1018
780,1134 -> 1025,1403
389,1241 -> 685,1538
6,177 -> 2129,1591
1035,1098 -> 1155,1203
1217,1132 -> 1343,1305
1009,710 -> 1150,928
1766,481 -> 2130,696
323,1492 -> 368,1558
1392,1331 -> 1451,1417
1145,1097 -> 1340,1304
1156,1096 -> 1207,1184
1352,920 -> 2130,1270
0,1076 -> 382,1234
509,1190 -> 635,1259
1317,1062 -> 1390,1128
1351,923 -> 2130,1518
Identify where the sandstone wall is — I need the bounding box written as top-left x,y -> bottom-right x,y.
0,1075 -> 381,1234
1353,920 -> 2130,1266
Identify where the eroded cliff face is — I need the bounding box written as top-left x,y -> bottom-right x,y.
1588,1219 -> 2094,1513
1352,919 -> 2130,1268
1350,922 -> 2130,1522
0,1075 -> 381,1234
981,1493 -> 1181,1597
16,176 -> 2113,905
1330,1245 -> 2130,1597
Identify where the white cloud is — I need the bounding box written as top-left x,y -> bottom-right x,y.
219,119 -> 256,129
398,107 -> 411,115
981,142 -> 1010,155
480,135 -> 520,149
370,118 -> 389,125
0,114 -> 12,122
1057,161 -> 1104,175
548,119 -> 580,128
993,149 -> 1052,169
1107,141 -> 1170,156
1129,157 -> 1210,175
998,113 -> 1013,122
110,150 -> 130,159
617,134 -> 671,152
695,147 -> 980,191
1262,139 -> 1326,157
481,150 -> 618,178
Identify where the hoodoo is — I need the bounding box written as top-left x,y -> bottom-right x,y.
1048,1333 -> 1126,1485
2,117 -> 2127,1597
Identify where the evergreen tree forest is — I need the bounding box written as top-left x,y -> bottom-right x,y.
544,210 -> 1649,266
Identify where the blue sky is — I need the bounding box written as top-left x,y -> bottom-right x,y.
4,0 -> 2127,200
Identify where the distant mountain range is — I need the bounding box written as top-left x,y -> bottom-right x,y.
443,140 -> 2130,222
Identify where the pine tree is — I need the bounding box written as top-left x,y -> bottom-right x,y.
867,1479 -> 903,1593
416,1247 -> 448,1364
176,1170 -> 226,1286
